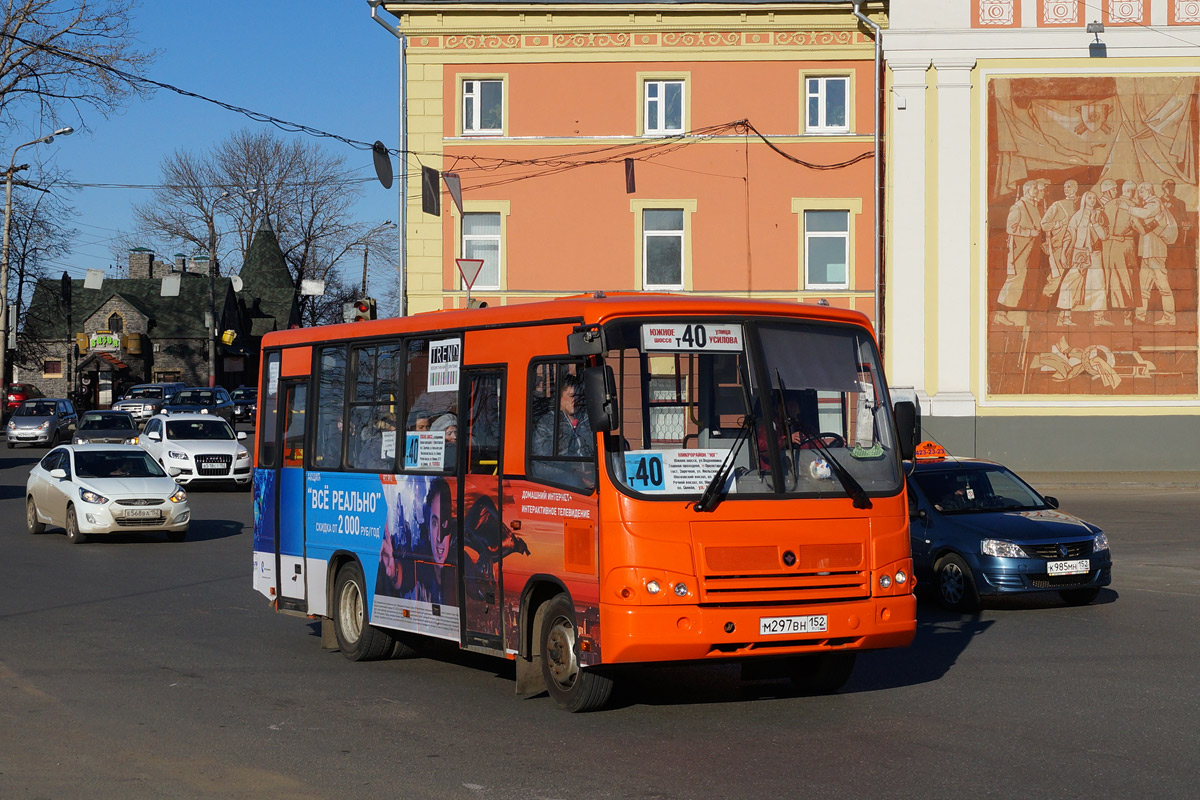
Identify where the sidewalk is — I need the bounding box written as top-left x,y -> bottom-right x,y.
1021,471 -> 1200,489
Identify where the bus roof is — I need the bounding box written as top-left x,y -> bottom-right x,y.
262,292 -> 875,349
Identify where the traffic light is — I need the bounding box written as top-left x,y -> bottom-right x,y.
343,298 -> 376,323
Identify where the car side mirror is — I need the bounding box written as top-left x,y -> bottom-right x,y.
147,431 -> 162,441
1043,495 -> 1059,509
49,468 -> 67,479
168,467 -> 182,477
237,431 -> 247,440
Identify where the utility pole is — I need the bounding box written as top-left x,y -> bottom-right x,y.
1,127 -> 73,392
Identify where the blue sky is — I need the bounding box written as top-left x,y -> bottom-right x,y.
48,0 -> 399,281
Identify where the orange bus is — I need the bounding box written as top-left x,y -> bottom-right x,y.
252,293 -> 916,711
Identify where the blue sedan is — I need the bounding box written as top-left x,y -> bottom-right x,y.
906,445 -> 1112,611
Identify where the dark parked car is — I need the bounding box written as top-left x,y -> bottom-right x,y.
6,398 -> 77,448
230,387 -> 257,424
111,382 -> 186,422
162,387 -> 234,423
906,442 -> 1112,611
5,382 -> 45,412
71,410 -> 140,445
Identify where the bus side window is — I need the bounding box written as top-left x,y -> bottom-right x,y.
258,351 -> 281,469
528,360 -> 595,492
313,345 -> 347,469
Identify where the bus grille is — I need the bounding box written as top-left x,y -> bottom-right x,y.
700,543 -> 868,605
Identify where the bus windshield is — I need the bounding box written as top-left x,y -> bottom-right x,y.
603,318 -> 902,501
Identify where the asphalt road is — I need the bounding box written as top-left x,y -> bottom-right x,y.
1,446 -> 1197,799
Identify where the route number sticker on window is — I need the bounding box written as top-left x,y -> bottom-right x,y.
624,449 -> 730,493
641,323 -> 744,352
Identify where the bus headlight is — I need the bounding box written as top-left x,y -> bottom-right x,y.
673,582 -> 689,597
895,570 -> 908,585
646,580 -> 662,595
878,574 -> 892,589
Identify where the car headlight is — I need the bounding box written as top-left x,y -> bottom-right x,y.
200,408 -> 209,414
1092,532 -> 1110,553
236,448 -> 250,461
168,450 -> 190,460
73,437 -> 85,444
169,487 -> 188,503
79,487 -> 109,504
6,421 -> 14,430
38,421 -> 50,430
125,437 -> 138,445
982,538 -> 1029,558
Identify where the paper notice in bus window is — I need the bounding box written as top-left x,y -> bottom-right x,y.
268,360 -> 280,395
640,323 -> 744,352
624,449 -> 728,493
428,338 -> 461,393
404,431 -> 445,470
381,430 -> 396,459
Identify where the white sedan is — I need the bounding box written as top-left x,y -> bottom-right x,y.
26,445 -> 191,544
137,413 -> 252,487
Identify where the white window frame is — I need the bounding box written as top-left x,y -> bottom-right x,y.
642,208 -> 686,290
462,78 -> 504,136
805,75 -> 850,134
803,209 -> 851,290
643,80 -> 685,136
460,211 -> 502,291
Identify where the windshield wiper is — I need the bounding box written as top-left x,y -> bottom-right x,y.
797,422 -> 872,509
693,413 -> 755,513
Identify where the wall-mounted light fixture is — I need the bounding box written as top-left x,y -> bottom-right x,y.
1087,21 -> 1106,58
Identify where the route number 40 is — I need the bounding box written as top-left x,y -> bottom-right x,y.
625,453 -> 666,492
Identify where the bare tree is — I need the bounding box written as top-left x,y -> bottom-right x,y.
135,128 -> 394,326
10,168 -> 75,368
0,0 -> 156,133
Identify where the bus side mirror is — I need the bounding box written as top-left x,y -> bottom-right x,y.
568,325 -> 606,357
582,365 -> 619,433
893,400 -> 919,460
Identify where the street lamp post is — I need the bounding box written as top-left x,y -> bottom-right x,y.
1,127 -> 73,395
206,188 -> 257,388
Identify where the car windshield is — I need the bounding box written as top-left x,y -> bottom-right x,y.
230,389 -> 254,401
79,414 -> 136,431
166,419 -> 234,440
74,450 -> 166,479
127,387 -> 164,399
16,402 -> 57,417
914,464 -> 1046,514
601,318 -> 902,501
172,390 -> 215,405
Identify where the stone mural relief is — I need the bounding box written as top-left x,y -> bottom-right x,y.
986,75 -> 1198,396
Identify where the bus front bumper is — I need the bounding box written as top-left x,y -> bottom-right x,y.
598,594 -> 916,664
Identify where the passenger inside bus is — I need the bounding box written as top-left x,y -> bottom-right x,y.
431,413 -> 457,469
531,375 -> 595,491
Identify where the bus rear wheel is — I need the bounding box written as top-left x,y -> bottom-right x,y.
332,561 -> 392,661
788,652 -> 857,694
537,594 -> 613,712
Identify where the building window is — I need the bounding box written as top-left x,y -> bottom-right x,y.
804,210 -> 850,289
461,213 -> 501,291
643,209 -> 685,290
644,80 -> 685,135
42,359 -> 63,377
462,79 -> 503,135
806,76 -> 849,133
106,312 -> 124,334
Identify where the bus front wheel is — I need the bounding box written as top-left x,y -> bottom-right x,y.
332,561 -> 392,661
537,594 -> 613,712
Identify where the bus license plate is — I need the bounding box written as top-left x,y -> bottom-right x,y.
1047,559 -> 1089,576
123,508 -> 161,519
760,615 -> 828,636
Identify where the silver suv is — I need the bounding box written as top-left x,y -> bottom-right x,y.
111,383 -> 186,422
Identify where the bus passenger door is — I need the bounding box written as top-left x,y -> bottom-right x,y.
459,370 -> 507,651
275,380 -> 308,610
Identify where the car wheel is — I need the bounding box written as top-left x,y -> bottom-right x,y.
934,553 -> 979,612
65,503 -> 87,545
536,593 -> 614,712
168,527 -> 188,543
788,652 -> 857,694
1059,587 -> 1100,606
332,561 -> 393,661
26,496 -> 46,534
